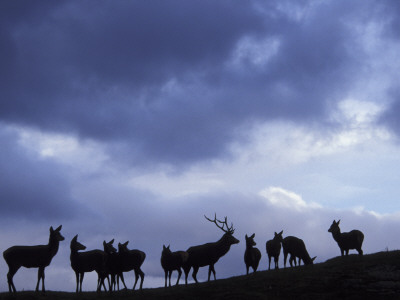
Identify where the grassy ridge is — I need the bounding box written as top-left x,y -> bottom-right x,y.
1,251 -> 400,300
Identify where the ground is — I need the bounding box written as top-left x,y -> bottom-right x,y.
1,251 -> 400,299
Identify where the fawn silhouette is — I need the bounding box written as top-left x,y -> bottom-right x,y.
266,230 -> 283,270
328,219 -> 364,256
282,236 -> 316,267
3,225 -> 64,293
184,214 -> 239,284
244,233 -> 261,274
161,245 -> 189,287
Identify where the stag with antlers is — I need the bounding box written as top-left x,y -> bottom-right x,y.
183,214 -> 239,284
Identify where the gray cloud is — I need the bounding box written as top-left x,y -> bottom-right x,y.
2,1 -> 398,168
0,126 -> 85,220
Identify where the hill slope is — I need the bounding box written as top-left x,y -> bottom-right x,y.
2,251 -> 400,300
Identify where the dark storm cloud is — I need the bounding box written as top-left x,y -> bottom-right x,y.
1,0 -> 398,167
0,127 -> 78,220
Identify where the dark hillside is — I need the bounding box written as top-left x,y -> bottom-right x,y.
1,251 -> 400,300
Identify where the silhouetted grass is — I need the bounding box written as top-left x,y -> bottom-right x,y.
1,251 -> 400,300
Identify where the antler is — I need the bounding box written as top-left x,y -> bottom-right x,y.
204,213 -> 235,234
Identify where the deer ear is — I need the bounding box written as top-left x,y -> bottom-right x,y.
312,256 -> 317,262
245,234 -> 248,238
103,241 -> 106,246
279,230 -> 283,235
124,241 -> 129,246
110,239 -> 114,244
50,226 -> 54,233
55,225 -> 62,231
251,233 -> 255,238
72,235 -> 78,241
167,245 -> 170,249
337,220 -> 340,225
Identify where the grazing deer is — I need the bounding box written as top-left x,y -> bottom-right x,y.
116,241 -> 146,290
244,233 -> 261,274
70,235 -> 112,292
183,214 -> 240,284
266,230 -> 283,270
282,236 -> 316,267
328,220 -> 364,256
161,245 -> 189,287
3,225 -> 64,293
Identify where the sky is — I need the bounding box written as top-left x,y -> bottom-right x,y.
1,0 -> 400,292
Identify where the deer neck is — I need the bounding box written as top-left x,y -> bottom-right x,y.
331,228 -> 342,243
48,236 -> 61,257
215,236 -> 232,256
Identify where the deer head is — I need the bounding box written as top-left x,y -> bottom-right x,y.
50,225 -> 65,242
328,220 -> 340,233
274,230 -> 283,242
103,239 -> 116,254
70,235 -> 86,251
118,241 -> 129,253
205,213 -> 239,245
245,233 -> 256,247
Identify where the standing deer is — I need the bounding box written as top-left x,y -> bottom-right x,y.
266,230 -> 283,270
244,233 -> 261,274
116,241 -> 146,290
70,235 -> 112,292
3,225 -> 64,293
102,239 -> 119,291
161,245 -> 189,287
183,214 -> 239,284
328,220 -> 364,256
282,236 -> 316,267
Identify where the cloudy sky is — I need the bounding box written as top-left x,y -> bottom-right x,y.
1,0 -> 400,292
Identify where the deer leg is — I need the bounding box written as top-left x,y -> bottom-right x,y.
133,270 -> 139,290
164,270 -> 168,288
75,271 -> 79,293
41,268 -> 46,292
268,256 -> 271,270
80,272 -> 84,292
139,269 -> 145,290
192,266 -> 199,283
184,266 -> 190,285
119,273 -> 127,289
176,268 -> 182,286
35,267 -> 45,293
35,268 -> 41,292
168,270 -> 172,287
7,265 -> 19,293
246,265 -> 249,275
283,251 -> 288,268
209,265 -> 216,281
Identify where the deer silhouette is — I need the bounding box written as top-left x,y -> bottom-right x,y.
115,241 -> 146,290
328,220 -> 364,256
70,235 -> 113,292
3,225 -> 64,293
282,236 -> 316,267
266,230 -> 283,270
102,239 -> 119,291
161,245 -> 189,287
244,233 -> 261,274
184,214 -> 239,284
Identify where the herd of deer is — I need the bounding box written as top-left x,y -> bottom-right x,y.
1,216 -> 365,294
